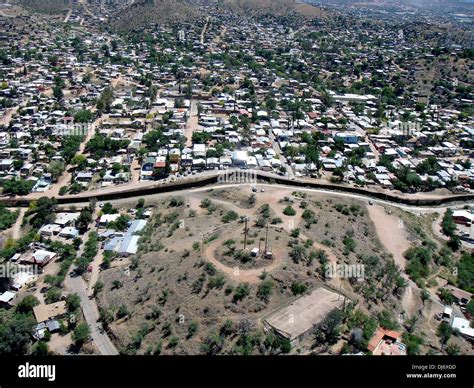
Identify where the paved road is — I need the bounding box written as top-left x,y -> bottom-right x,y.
64,214 -> 119,355
66,273 -> 119,355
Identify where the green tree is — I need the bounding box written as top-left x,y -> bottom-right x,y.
27,196 -> 57,229
441,209 -> 456,237
437,322 -> 452,346
1,178 -> 34,196
96,87 -> 114,113
291,281 -> 307,295
257,280 -> 273,302
73,322 -> 91,346
47,160 -> 65,182
314,309 -> 343,345
16,295 -> 39,314
74,109 -> 93,123
0,312 -> 36,355
66,293 -> 81,312
32,341 -> 49,355
53,84 -> 63,101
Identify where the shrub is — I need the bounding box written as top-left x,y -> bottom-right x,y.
283,205 -> 296,216
233,283 -> 250,303
291,282 -> 307,295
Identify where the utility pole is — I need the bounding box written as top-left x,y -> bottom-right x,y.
264,223 -> 269,253
243,217 -> 249,250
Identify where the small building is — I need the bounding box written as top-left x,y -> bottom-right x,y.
445,285 -> 472,306
0,291 -> 15,307
58,226 -> 79,239
75,172 -> 93,183
232,151 -> 248,168
103,237 -> 122,252
54,212 -> 81,227
441,306 -> 452,322
99,214 -> 121,227
452,210 -> 474,226
39,224 -> 62,237
33,301 -> 67,323
127,220 -> 147,235
451,317 -> 474,341
11,271 -> 37,291
193,144 -> 206,158
334,132 -> 359,144
0,159 -> 14,171
367,328 -> 407,356
33,320 -> 61,341
20,250 -> 57,267
118,235 -> 140,257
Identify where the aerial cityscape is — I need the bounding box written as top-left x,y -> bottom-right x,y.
0,0 -> 472,371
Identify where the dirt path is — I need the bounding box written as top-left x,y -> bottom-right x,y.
202,225 -> 286,284
198,189 -> 292,283
185,100 -> 203,147
87,250 -> 104,292
366,204 -> 411,268
200,17 -> 210,44
130,158 -> 141,184
9,207 -> 25,240
213,25 -> 227,44
432,211 -> 449,243
366,203 -> 420,316
64,8 -> 72,23
199,187 -> 342,284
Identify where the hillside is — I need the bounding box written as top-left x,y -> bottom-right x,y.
12,0 -> 71,14
109,0 -> 199,30
217,0 -> 328,18
110,0 -> 328,30
313,0 -> 474,12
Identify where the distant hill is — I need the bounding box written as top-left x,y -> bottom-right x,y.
313,0 -> 474,11
13,0 -> 71,14
215,0 -> 328,18
109,0 -> 198,30
110,0 -> 328,30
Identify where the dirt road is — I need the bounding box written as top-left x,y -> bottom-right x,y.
65,209 -> 119,355
366,204 -> 412,268
200,17 -> 210,44
9,207 -> 25,240
366,203 -> 419,317
198,186 -> 341,284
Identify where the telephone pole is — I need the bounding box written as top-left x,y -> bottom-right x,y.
264,223 -> 269,253
243,217 -> 249,250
